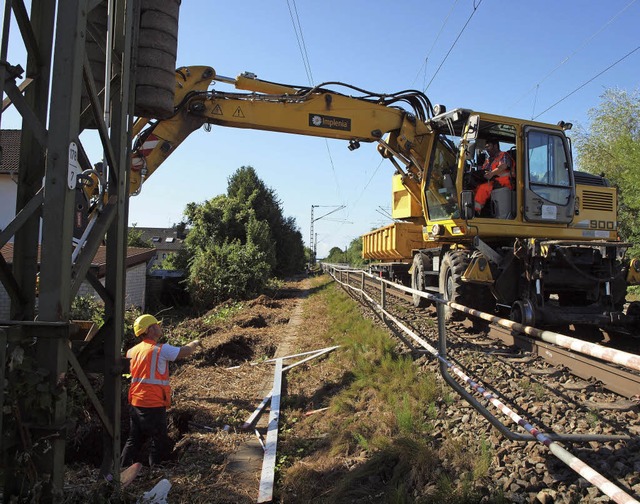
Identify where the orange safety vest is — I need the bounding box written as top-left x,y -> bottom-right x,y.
474,151 -> 516,210
482,151 -> 514,187
127,339 -> 171,408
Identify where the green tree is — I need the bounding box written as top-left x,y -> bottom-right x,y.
276,216 -> 306,275
304,246 -> 313,264
573,88 -> 640,255
227,166 -> 305,275
345,236 -> 365,267
326,246 -> 346,263
127,224 -> 152,248
189,240 -> 270,307
324,238 -> 365,266
177,166 -> 306,307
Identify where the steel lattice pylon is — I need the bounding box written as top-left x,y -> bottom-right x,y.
0,1 -> 141,500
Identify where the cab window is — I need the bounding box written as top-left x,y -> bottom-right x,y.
425,134 -> 459,221
526,130 -> 571,205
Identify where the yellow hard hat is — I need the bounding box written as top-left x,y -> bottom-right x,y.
133,314 -> 160,337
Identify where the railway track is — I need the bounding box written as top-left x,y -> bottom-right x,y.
360,269 -> 640,399
324,264 -> 640,504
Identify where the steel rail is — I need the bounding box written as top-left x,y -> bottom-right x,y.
330,267 -> 630,443
387,274 -> 640,374
488,325 -> 640,398
360,272 -> 640,398
325,264 -> 640,504
350,265 -> 640,397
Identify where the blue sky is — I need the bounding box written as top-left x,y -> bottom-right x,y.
5,1 -> 640,257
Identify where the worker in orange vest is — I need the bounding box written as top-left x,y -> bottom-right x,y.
474,137 -> 515,214
121,314 -> 202,467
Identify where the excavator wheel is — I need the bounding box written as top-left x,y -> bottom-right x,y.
411,253 -> 430,308
438,250 -> 473,321
510,299 -> 536,327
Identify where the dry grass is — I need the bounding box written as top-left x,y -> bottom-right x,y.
64,274 -> 501,503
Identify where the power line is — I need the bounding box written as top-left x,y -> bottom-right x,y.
286,0 -> 314,86
411,0 -> 460,89
350,158 -> 385,212
533,45 -> 640,120
424,0 -> 483,92
323,140 -> 343,202
510,0 -> 638,115
327,157 -> 386,242
284,1 -> 343,202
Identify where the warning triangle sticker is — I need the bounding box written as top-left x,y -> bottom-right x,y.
211,104 -> 223,115
233,107 -> 245,118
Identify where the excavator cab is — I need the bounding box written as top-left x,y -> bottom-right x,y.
420,110 -> 580,241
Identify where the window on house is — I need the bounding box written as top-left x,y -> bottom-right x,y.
166,237 -> 175,243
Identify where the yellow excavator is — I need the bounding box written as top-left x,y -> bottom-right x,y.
83,65 -> 640,334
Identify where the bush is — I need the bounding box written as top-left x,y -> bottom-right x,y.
122,306 -> 143,351
70,295 -> 104,325
187,240 -> 271,308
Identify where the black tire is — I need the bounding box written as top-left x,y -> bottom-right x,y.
411,253 -> 427,308
134,0 -> 181,119
510,299 -> 535,327
439,250 -> 472,321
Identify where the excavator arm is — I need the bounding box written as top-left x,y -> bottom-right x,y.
127,65 -> 435,204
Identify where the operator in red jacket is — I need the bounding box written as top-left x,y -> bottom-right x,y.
474,137 -> 515,215
121,314 -> 202,467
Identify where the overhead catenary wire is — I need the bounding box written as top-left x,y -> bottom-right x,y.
283,2 -> 437,245
284,0 -> 344,208
533,45 -> 640,120
424,0 -> 484,92
323,140 -> 343,203
411,0 -> 461,89
348,158 -> 386,219
286,0 -> 314,86
508,0 -> 639,115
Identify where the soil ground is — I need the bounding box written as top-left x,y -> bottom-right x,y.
63,273 -> 640,504
66,275 -> 327,503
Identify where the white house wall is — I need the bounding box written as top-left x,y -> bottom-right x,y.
76,262 -> 148,310
0,175 -> 17,234
0,262 -> 149,319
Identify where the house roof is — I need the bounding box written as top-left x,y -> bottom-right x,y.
0,130 -> 21,174
132,226 -> 187,252
0,243 -> 155,277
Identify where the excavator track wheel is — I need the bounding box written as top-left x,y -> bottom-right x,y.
510,299 -> 536,327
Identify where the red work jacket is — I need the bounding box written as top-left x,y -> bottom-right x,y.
483,151 -> 515,189
127,339 -> 171,408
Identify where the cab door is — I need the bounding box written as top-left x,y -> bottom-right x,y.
523,127 -> 575,224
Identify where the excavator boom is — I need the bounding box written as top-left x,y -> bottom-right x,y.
118,64 -> 640,334
128,66 -> 432,203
